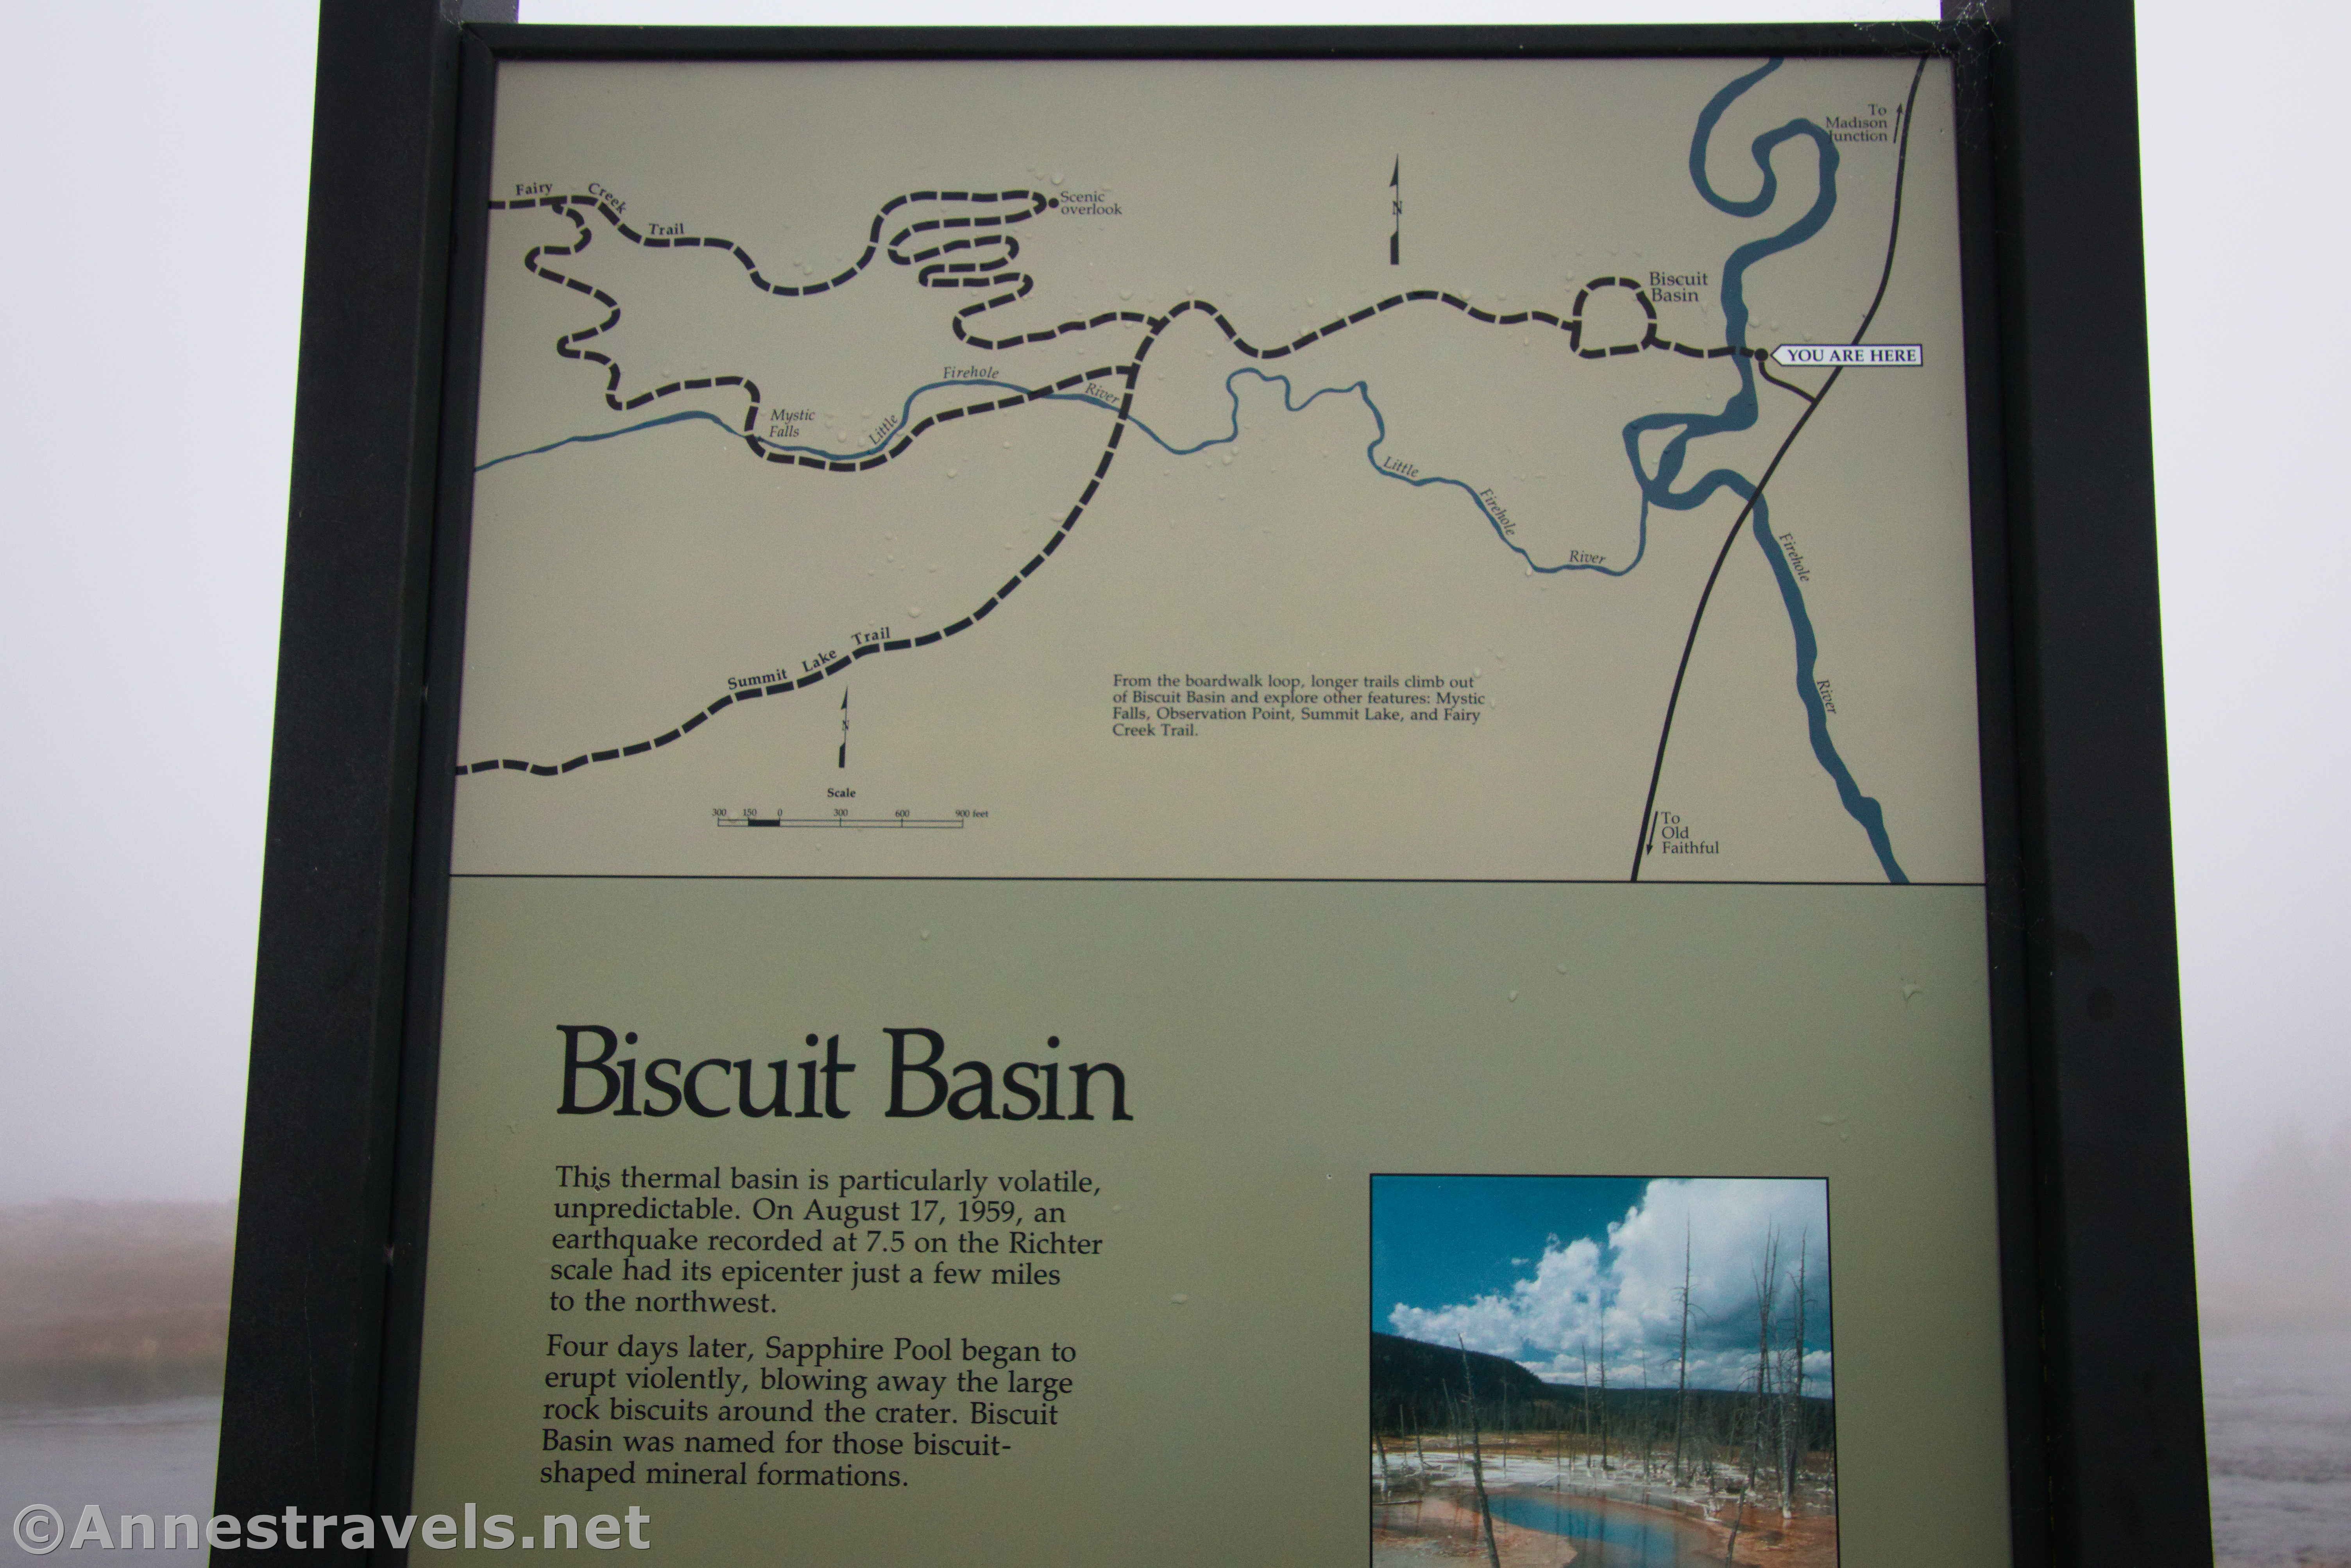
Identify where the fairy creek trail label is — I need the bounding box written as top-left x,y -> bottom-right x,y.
1109,672 -> 1486,736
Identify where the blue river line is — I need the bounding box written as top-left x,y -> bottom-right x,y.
477,408 -> 743,471
1617,56 -> 1906,882
474,55 -> 1904,878
478,374 -> 1641,577
1090,368 -> 1645,577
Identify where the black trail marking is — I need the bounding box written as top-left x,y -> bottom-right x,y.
464,186 -> 1791,780
1389,157 -> 1402,267
491,184 -> 1760,471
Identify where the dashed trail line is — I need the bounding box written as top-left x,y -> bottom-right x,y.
460,188 -> 1790,780
491,186 -> 1784,474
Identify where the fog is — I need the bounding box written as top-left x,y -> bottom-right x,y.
2138,0 -> 2351,1330
0,0 -> 311,1202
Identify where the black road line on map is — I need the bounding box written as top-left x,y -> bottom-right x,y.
1755,356 -> 1820,405
463,177 -> 1828,779
1626,56 -> 1930,882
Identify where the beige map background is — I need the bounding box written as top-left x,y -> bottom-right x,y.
449,56 -> 1981,882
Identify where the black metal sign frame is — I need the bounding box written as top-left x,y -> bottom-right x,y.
218,6 -> 2205,1563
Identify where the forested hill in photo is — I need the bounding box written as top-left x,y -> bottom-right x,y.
1373,1330 -> 1554,1422
1372,1331 -> 1835,1450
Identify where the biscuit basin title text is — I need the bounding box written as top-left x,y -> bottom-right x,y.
556,1026 -> 1133,1124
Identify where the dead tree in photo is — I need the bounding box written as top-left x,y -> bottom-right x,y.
1456,1340 -> 1505,1568
1578,1334 -> 1595,1471
1636,1341 -> 1655,1482
1779,1231 -> 1811,1516
1597,1307 -> 1613,1472
1673,1219 -> 1694,1486
1726,1230 -> 1782,1564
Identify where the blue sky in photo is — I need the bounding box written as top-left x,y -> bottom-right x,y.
1371,1173 -> 1650,1330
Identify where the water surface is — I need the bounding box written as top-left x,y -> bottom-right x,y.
0,1398 -> 218,1566
2206,1330 -> 2351,1566
1487,1489 -> 1719,1568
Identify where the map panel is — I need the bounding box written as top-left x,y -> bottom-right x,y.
449,57 -> 1982,883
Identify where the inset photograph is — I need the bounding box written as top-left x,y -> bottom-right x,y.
1370,1174 -> 1836,1568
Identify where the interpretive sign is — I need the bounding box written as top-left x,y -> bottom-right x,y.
219,14 -> 2211,1568
410,50 -> 2000,1568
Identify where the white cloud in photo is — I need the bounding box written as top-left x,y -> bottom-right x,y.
1387,1178 -> 1832,1394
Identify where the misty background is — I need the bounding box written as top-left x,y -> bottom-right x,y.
0,0 -> 2341,1562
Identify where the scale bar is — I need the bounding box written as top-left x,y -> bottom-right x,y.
717,816 -> 963,829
